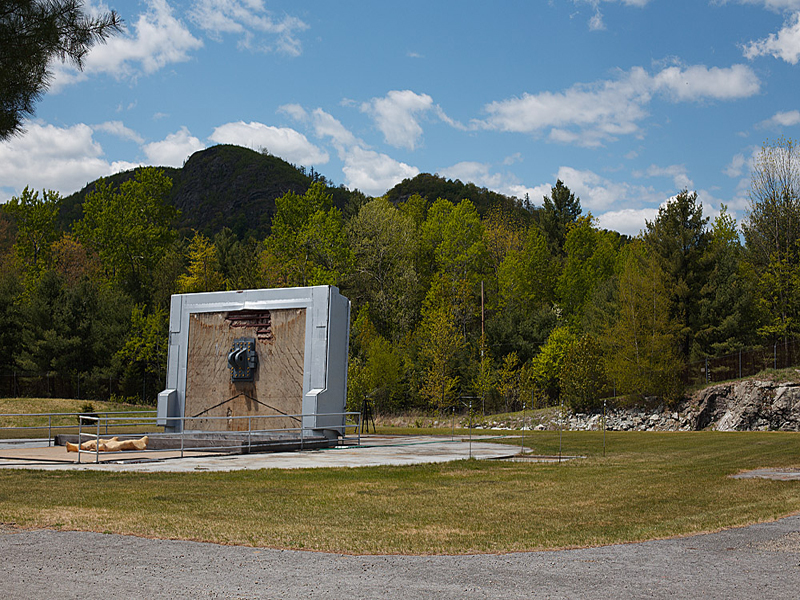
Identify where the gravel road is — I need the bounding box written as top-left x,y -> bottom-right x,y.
2,515 -> 799,599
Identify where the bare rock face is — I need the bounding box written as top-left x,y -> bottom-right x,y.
564,379 -> 800,432
690,380 -> 800,431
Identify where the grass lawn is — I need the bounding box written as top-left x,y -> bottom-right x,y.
1,430 -> 799,554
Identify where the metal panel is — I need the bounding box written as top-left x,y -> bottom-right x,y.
159,286 -> 350,436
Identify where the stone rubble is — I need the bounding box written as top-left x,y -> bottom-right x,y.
462,379 -> 800,432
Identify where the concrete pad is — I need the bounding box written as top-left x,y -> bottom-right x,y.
731,467 -> 800,481
0,435 -> 520,472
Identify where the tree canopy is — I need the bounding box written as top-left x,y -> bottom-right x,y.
0,0 -> 121,139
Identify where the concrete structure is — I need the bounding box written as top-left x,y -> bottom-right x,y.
157,286 -> 350,438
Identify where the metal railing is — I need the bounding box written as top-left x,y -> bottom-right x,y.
71,411 -> 362,463
0,410 -> 158,446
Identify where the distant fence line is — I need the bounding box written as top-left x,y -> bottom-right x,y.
0,371 -> 153,404
683,338 -> 800,386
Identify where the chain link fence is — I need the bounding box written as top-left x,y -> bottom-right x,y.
0,371 -> 154,404
683,338 -> 800,386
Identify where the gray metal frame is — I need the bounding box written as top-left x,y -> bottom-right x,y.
157,286 -> 350,435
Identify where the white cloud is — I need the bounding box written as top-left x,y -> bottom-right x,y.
360,90 -> 463,150
189,0 -> 309,55
361,90 -> 435,150
52,0 -> 203,89
0,122 -> 140,201
285,107 -> 419,195
633,164 -> 693,189
759,109 -> 800,127
596,207 -> 659,236
478,64 -> 759,147
142,127 -> 205,167
342,147 -> 419,196
209,121 -> 329,165
310,109 -> 359,149
93,121 -> 145,144
553,166 -> 661,212
716,1 -> 800,12
652,64 -> 760,101
278,104 -> 309,122
744,12 -> 800,63
724,153 -> 748,177
573,1 -> 650,31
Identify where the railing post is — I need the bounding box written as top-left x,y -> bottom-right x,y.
95,417 -> 100,464
77,417 -> 82,464
48,415 -> 52,447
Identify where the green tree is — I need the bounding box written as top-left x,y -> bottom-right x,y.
115,305 -> 168,403
74,168 -> 178,303
539,180 -> 582,257
15,269 -> 131,395
490,225 -> 558,362
3,186 -> 61,271
177,231 -> 225,293
743,137 -> 800,338
214,228 -> 262,290
265,182 -> 349,287
557,216 -> 618,323
697,206 -> 761,355
498,225 -> 556,310
643,190 -> 710,361
604,244 -> 683,403
530,325 -> 575,403
1,1 -> 121,139
497,351 -> 520,413
0,254 -> 23,372
345,197 -> 420,339
417,285 -> 464,412
560,334 -> 610,412
472,333 -> 496,410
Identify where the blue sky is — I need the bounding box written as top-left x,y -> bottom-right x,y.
3,0 -> 800,235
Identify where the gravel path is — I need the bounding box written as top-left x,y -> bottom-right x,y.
2,515 -> 799,599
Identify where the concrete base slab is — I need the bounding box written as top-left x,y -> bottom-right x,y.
732,467 -> 800,481
0,435 -> 520,472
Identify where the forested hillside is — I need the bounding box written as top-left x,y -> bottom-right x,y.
1,140 -> 797,414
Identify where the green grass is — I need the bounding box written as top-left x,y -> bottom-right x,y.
1,430 -> 799,554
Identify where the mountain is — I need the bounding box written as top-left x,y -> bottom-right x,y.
57,145 -> 531,240
384,173 -> 536,221
59,145 -> 359,239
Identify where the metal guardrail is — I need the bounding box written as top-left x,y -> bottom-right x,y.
0,409 -> 362,463
0,410 -> 158,446
72,411 -> 363,463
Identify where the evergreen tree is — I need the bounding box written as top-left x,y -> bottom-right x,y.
1,1 -> 121,139
643,190 -> 710,361
539,180 -> 582,257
